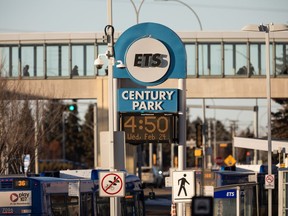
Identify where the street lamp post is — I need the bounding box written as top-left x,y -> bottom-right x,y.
157,0 -> 209,190
242,23 -> 288,216
130,0 -> 145,24
106,1 -> 118,215
155,0 -> 202,30
156,1 -> 203,215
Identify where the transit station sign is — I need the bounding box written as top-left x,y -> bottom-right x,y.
114,22 -> 186,144
118,88 -> 178,113
114,22 -> 186,86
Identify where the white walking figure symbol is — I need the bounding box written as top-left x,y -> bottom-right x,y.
178,174 -> 190,196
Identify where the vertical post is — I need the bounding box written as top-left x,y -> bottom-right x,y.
265,27 -> 272,216
207,119 -> 212,169
177,78 -> 186,216
34,100 -> 39,174
253,102 -> 259,164
149,143 -> 153,167
93,103 -> 98,168
171,143 -> 174,168
201,99 -> 206,195
106,1 -> 121,215
213,119 -> 217,167
62,112 -> 66,160
178,79 -> 186,170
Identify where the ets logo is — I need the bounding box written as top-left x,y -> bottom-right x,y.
126,37 -> 170,83
133,53 -> 168,68
226,191 -> 235,197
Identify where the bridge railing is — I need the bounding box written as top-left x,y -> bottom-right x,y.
0,31 -> 287,79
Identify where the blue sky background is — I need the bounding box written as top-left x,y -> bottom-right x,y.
0,0 -> 287,32
0,0 -> 287,136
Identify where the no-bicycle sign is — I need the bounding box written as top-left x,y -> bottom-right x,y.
99,172 -> 125,197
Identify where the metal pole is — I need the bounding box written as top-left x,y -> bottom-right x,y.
93,103 -> 98,168
149,143 -> 153,167
177,78 -> 186,216
178,78 -> 186,171
207,119 -> 212,169
34,100 -> 39,174
201,99 -> 206,196
129,0 -> 145,24
213,119 -> 217,167
107,1 -> 120,215
265,27 -> 272,216
160,0 -> 202,30
62,112 -> 66,160
253,102 -> 259,164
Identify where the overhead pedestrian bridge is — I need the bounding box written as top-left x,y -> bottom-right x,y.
0,30 -> 287,110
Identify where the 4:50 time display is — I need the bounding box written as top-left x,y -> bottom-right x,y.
124,115 -> 168,133
121,113 -> 175,144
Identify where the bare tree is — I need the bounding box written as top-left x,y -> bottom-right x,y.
0,76 -> 63,174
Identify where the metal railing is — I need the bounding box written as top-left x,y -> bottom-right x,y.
0,31 -> 287,79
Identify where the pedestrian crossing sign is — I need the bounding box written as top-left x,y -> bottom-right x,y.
172,170 -> 195,203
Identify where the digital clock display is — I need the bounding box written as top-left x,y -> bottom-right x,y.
13,179 -> 30,189
121,113 -> 176,144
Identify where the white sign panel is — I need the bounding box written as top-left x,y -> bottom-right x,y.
265,174 -> 275,189
99,172 -> 125,197
172,170 -> 195,203
0,191 -> 32,207
126,37 -> 170,83
68,182 -> 80,197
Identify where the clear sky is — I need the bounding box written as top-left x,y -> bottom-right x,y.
0,0 -> 287,33
0,0 -> 287,136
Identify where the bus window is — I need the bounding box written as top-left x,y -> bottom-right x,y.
96,195 -> 110,216
67,196 -> 79,215
80,193 -> 93,216
50,194 -> 78,216
121,191 -> 145,216
121,194 -> 135,216
50,194 -> 68,215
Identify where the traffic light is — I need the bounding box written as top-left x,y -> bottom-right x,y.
65,99 -> 77,112
195,123 -> 203,148
68,104 -> 75,111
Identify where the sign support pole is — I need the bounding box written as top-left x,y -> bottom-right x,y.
107,1 -> 120,216
177,78 -> 187,216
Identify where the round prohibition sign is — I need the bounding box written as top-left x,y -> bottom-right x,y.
266,174 -> 274,184
101,173 -> 123,195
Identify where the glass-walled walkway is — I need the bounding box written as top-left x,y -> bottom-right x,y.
0,31 -> 287,79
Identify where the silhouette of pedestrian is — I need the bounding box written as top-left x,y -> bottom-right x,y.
71,65 -> 79,76
23,65 -> 30,76
178,174 -> 190,196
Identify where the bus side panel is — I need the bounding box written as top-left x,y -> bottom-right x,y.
30,179 -> 45,215
0,191 -> 32,215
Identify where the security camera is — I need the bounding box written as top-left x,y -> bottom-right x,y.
94,58 -> 104,69
116,60 -> 126,69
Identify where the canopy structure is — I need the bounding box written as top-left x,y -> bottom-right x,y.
234,137 -> 288,152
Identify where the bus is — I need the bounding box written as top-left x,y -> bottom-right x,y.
0,171 -> 145,216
